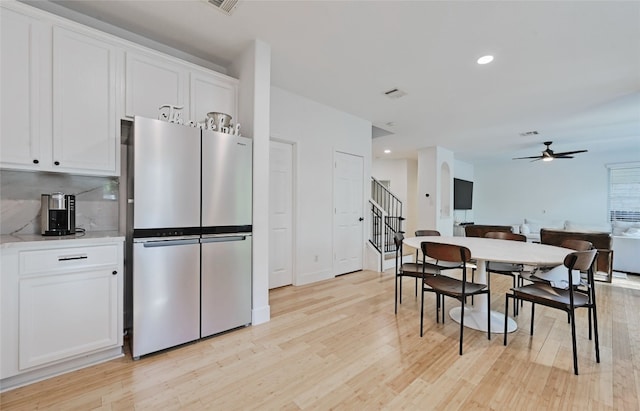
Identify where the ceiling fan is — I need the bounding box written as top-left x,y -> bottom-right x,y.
513,141 -> 588,162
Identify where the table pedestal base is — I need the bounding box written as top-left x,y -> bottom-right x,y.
449,306 -> 517,333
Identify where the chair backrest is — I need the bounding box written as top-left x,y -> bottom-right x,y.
464,225 -> 512,238
561,239 -> 593,251
415,229 -> 440,236
564,249 -> 598,273
421,241 -> 471,264
393,232 -> 404,251
484,231 -> 526,242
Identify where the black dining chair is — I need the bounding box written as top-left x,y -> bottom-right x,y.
393,232 -> 439,314
483,231 -> 527,315
420,241 -> 490,355
415,230 -> 466,271
504,249 -> 599,375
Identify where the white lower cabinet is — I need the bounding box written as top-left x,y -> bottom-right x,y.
1,238 -> 124,390
19,268 -> 120,370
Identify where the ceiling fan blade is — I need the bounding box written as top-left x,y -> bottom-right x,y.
553,155 -> 574,159
513,155 -> 543,160
553,149 -> 588,156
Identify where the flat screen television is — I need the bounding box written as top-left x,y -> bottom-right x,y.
454,178 -> 473,210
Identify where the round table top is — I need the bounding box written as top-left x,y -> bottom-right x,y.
403,235 -> 571,266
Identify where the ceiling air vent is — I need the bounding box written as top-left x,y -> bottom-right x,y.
519,130 -> 539,137
383,88 -> 407,99
372,125 -> 394,139
207,0 -> 239,15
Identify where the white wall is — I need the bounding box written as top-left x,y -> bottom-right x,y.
417,146 -> 455,235
474,151 -> 639,227
229,40 -> 271,325
270,87 -> 372,285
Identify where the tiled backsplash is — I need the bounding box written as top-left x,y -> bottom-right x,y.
0,170 -> 119,235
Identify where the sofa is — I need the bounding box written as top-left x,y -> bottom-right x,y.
515,219 -> 639,276
464,224 -> 513,238
611,221 -> 640,275
540,228 -> 614,282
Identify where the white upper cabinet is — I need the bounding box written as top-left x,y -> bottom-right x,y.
1,1 -> 239,177
125,52 -> 189,120
0,7 -> 44,169
0,3 -> 121,176
52,26 -> 120,175
190,68 -> 238,124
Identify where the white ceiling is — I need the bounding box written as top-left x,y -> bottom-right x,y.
47,0 -> 640,164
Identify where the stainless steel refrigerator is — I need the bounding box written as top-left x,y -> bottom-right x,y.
128,116 -> 252,359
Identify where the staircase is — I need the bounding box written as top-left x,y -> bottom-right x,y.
369,177 -> 405,271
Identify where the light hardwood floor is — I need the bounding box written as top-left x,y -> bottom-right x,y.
2,269 -> 639,410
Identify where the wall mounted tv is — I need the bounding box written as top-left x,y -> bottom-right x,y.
453,178 -> 473,210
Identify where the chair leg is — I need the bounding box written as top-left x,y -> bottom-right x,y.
435,292 -> 440,324
530,303 -> 535,335
399,276 -> 403,305
442,296 -> 446,323
592,303 -> 601,364
471,269 -> 475,305
420,282 -> 425,337
570,310 -> 579,375
459,295 -> 465,355
395,275 -> 398,314
588,307 -> 593,341
512,276 -> 518,316
487,292 -> 491,340
504,294 -> 509,345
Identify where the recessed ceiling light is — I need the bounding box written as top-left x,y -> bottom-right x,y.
384,149 -> 391,154
477,55 -> 494,65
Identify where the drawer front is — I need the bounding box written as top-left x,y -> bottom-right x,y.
19,244 -> 120,276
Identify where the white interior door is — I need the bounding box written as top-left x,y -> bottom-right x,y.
269,141 -> 293,289
333,151 -> 364,276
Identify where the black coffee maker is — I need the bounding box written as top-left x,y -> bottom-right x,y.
41,192 -> 76,236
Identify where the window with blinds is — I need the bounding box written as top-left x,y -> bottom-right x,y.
608,165 -> 640,222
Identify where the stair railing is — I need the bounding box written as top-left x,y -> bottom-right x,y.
369,199 -> 387,271
369,178 -> 405,269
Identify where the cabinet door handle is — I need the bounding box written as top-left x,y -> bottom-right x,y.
112,270 -> 118,275
54,161 -> 60,166
33,159 -> 39,164
58,255 -> 88,261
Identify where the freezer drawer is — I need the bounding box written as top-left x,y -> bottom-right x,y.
201,235 -> 252,338
132,238 -> 200,358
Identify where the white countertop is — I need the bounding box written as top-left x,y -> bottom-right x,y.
1,231 -> 124,248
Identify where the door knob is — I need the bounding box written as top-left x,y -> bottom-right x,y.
358,217 -> 364,221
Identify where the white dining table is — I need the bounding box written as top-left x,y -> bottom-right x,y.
403,235 -> 571,333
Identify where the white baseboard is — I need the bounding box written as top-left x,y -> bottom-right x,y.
252,305 -> 271,325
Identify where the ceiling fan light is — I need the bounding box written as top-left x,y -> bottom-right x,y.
543,157 -> 553,162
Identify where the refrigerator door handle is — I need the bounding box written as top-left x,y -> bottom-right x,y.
201,236 -> 247,244
142,239 -> 200,247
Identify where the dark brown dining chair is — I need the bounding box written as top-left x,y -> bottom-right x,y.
519,238 -> 593,285
393,232 -> 439,314
415,229 -> 463,271
504,249 -> 599,375
518,239 -> 594,323
483,231 -> 527,315
420,241 -> 490,355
